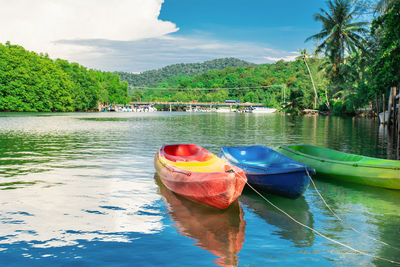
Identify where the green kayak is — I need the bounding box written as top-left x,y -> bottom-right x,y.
275,144 -> 400,190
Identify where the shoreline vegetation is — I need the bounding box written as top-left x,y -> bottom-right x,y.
0,0 -> 398,118
0,42 -> 129,112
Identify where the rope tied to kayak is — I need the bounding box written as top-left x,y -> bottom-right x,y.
232,169 -> 400,265
304,168 -> 400,251
157,155 -> 192,176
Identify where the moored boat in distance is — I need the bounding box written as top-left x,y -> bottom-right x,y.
276,144 -> 400,190
216,107 -> 232,113
249,107 -> 277,113
154,144 -> 247,209
219,145 -> 314,198
101,104 -> 157,112
137,105 -> 157,112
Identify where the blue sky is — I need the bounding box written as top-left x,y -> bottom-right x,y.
0,0 -> 329,72
160,0 -> 325,51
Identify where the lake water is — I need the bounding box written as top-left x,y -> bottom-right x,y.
0,112 -> 399,266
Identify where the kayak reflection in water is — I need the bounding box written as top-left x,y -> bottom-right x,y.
155,174 -> 246,266
240,188 -> 315,248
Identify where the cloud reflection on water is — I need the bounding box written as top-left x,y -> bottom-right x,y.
0,169 -> 162,249
0,114 -> 164,250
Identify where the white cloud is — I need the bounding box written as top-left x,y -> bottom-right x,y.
57,36 -> 300,72
264,55 -> 299,62
0,0 -> 178,57
0,0 -> 299,72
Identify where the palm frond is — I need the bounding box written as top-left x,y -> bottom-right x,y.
305,31 -> 329,42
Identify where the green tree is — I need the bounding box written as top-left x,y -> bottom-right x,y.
131,89 -> 143,101
305,0 -> 369,76
0,42 -> 129,112
370,0 -> 400,92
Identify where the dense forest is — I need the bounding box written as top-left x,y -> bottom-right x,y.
117,58 -> 255,88
300,0 -> 399,114
131,58 -> 328,113
0,42 -> 129,112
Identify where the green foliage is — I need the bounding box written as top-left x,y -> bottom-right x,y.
0,42 -> 129,112
332,99 -> 345,114
133,59 -> 328,110
306,0 -> 399,114
116,58 -> 256,88
371,0 -> 400,92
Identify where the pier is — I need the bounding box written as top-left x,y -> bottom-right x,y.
99,101 -> 263,112
129,101 -> 262,107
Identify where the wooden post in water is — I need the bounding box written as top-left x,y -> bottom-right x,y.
169,104 -> 172,112
375,92 -> 379,118
393,87 -> 397,128
388,122 -> 394,159
387,88 -> 395,159
383,93 -> 386,124
392,87 -> 397,128
387,87 -> 393,126
397,90 -> 400,159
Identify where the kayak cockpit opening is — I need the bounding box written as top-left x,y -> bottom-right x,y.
288,144 -> 364,162
161,144 -> 213,162
222,145 -> 308,169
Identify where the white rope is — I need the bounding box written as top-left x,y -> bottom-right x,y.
304,168 -> 400,251
233,170 -> 400,265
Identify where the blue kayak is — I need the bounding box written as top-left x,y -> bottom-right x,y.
219,145 -> 315,199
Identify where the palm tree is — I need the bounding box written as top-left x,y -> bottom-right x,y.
305,0 -> 369,76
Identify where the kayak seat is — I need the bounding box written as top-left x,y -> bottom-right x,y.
163,144 -> 213,162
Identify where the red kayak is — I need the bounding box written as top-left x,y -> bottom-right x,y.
154,144 -> 247,209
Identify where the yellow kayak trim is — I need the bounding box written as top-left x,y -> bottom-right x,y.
159,154 -> 229,173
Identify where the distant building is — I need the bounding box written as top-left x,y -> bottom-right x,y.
224,99 -> 240,104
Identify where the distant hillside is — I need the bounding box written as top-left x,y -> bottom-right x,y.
132,58 -> 328,112
117,58 -> 256,87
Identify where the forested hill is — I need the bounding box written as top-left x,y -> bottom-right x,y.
133,58 -> 328,113
117,58 -> 256,87
0,42 -> 129,112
